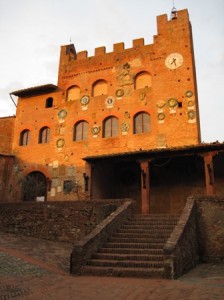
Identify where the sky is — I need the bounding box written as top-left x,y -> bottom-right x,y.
0,0 -> 223,142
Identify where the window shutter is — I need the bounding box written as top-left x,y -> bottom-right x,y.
75,121 -> 88,141
39,127 -> 50,143
104,117 -> 118,138
134,114 -> 142,134
23,130 -> 30,145
104,118 -> 111,138
143,113 -> 150,133
134,113 -> 150,134
75,122 -> 82,141
82,122 -> 88,140
45,127 -> 50,143
112,117 -> 118,137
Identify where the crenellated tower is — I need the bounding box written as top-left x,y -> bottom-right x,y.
57,9 -> 200,149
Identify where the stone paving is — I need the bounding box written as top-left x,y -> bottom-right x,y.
0,232 -> 224,299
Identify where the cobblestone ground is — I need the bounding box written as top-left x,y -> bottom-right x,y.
0,232 -> 224,300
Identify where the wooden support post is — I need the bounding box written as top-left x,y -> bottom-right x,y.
139,160 -> 150,214
203,152 -> 215,195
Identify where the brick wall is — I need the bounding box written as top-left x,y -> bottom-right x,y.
0,200 -> 122,242
0,117 -> 15,154
196,196 -> 224,262
9,9 -> 200,201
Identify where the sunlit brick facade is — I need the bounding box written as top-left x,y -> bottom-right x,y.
1,9 -> 223,213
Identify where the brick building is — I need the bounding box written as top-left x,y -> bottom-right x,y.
0,9 -> 224,213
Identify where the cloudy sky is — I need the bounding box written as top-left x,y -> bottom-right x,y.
0,0 -> 223,142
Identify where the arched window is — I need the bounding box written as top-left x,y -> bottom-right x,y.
74,121 -> 88,141
135,72 -> 152,89
19,129 -> 30,146
39,127 -> 50,144
134,112 -> 150,134
92,80 -> 108,97
103,116 -> 118,138
67,85 -> 80,101
45,97 -> 53,108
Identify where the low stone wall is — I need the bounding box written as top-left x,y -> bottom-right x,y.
196,196 -> 224,262
0,200 -> 124,243
164,196 -> 199,279
70,199 -> 135,274
164,195 -> 224,278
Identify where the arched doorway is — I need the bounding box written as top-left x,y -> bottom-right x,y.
22,171 -> 48,201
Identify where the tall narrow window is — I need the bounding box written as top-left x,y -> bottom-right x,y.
135,72 -> 152,89
67,85 -> 80,101
39,127 -> 50,144
92,80 -> 108,97
103,116 -> 118,138
74,121 -> 88,141
134,112 -> 150,134
45,97 -> 53,108
19,129 -> 30,146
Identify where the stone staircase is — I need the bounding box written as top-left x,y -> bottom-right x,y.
80,214 -> 179,278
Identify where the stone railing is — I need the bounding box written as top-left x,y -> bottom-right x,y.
70,199 -> 135,274
163,196 -> 199,279
195,195 -> 224,262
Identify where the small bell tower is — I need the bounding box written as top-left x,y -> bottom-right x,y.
170,1 -> 178,20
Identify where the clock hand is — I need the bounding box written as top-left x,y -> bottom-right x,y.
171,58 -> 177,66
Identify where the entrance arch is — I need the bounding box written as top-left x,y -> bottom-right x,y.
22,171 -> 48,201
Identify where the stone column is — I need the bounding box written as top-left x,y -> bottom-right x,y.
139,160 -> 150,214
203,152 -> 215,195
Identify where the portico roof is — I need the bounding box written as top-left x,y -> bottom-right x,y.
83,142 -> 224,162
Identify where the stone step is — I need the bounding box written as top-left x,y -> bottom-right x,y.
92,253 -> 164,262
118,228 -> 173,234
77,214 -> 177,279
98,248 -> 164,255
112,233 -> 170,239
86,259 -> 164,269
81,265 -> 164,278
125,220 -> 178,226
122,224 -> 176,230
133,214 -> 179,219
109,237 -> 167,244
104,242 -> 164,249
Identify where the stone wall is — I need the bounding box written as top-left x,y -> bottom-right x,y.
0,155 -> 15,202
164,195 -> 224,278
0,200 -> 122,243
196,196 -> 224,262
164,196 -> 199,279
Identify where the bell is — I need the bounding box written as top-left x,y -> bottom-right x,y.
171,7 -> 178,20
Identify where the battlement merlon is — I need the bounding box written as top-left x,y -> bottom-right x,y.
58,44 -> 77,67
156,9 -> 190,33
58,9 -> 190,71
59,38 -> 145,65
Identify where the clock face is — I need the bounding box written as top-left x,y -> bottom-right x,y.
165,53 -> 183,69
